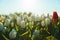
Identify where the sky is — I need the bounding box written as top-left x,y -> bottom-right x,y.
0,0 -> 60,16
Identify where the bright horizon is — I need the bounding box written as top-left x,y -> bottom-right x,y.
0,0 -> 60,16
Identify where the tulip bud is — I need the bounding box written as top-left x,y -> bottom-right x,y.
4,19 -> 10,26
52,11 -> 58,25
28,17 -> 32,21
9,29 -> 17,39
45,18 -> 50,26
2,27 -> 7,33
41,14 -> 45,21
16,16 -> 22,26
0,22 -> 4,31
41,20 -> 45,27
11,22 -> 14,27
20,20 -> 26,29
32,29 -> 39,38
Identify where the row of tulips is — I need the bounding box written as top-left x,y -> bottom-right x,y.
0,11 -> 60,40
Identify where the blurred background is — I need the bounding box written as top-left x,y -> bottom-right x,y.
0,0 -> 60,16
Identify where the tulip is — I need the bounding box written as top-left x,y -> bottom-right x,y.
33,30 -> 39,36
35,15 -> 40,21
11,22 -> 14,27
0,22 -> 4,31
9,29 -> 17,39
31,15 -> 35,21
4,19 -> 10,26
2,27 -> 7,33
40,14 -> 45,21
45,18 -> 50,26
52,11 -> 58,25
32,29 -> 39,40
28,17 -> 32,21
16,16 -> 22,26
20,20 -> 26,29
41,20 -> 45,27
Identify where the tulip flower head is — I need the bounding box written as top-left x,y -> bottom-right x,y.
45,18 -> 50,26
33,29 -> 39,38
9,29 -> 17,39
52,11 -> 58,25
2,27 -> 7,33
28,17 -> 32,21
40,14 -> 45,21
4,19 -> 10,26
41,20 -> 45,27
20,20 -> 26,29
35,15 -> 40,21
11,22 -> 14,27
0,22 -> 4,31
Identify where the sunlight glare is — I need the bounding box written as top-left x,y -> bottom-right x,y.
21,0 -> 37,11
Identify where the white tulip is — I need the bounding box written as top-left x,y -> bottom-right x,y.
9,29 -> 17,39
31,15 -> 35,21
23,15 -> 28,19
35,15 -> 40,21
2,27 -> 7,33
40,14 -> 45,21
20,20 -> 26,29
0,22 -> 4,31
16,16 -> 22,26
28,17 -> 32,21
11,22 -> 14,27
4,19 -> 10,26
45,18 -> 50,26
33,29 -> 39,38
41,20 -> 45,27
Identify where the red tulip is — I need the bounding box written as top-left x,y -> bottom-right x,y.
52,11 -> 58,25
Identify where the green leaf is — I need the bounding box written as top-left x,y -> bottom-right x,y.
2,34 -> 9,40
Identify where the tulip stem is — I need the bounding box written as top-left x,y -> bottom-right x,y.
2,34 -> 9,40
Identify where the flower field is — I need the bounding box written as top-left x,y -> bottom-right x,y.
0,12 -> 60,40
